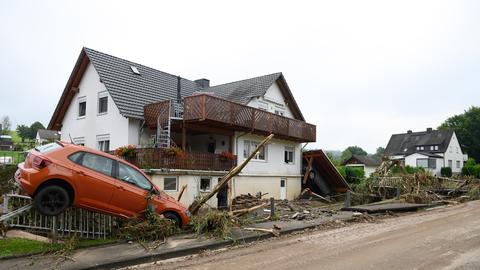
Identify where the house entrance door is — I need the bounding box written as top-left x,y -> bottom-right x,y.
217,178 -> 229,210
280,178 -> 287,200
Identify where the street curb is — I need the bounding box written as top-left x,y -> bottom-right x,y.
81,218 -> 354,270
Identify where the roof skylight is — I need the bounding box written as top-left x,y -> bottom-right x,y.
130,66 -> 140,75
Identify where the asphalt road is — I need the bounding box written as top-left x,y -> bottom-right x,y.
135,201 -> 480,270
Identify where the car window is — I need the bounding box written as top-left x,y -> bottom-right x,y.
81,152 -> 114,177
118,162 -> 152,190
68,152 -> 84,164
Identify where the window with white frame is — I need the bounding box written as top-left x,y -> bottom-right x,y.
430,146 -> 434,150
96,134 -> 110,152
243,140 -> 267,161
78,96 -> 86,117
448,160 -> 453,168
258,100 -> 268,111
417,158 -> 436,169
98,92 -> 108,114
284,146 -> 294,164
73,137 -> 85,146
164,177 -> 178,191
456,160 -> 461,168
434,145 -> 439,150
274,105 -> 285,116
200,177 -> 212,192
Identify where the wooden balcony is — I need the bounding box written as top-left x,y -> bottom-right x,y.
113,148 -> 237,171
183,94 -> 316,142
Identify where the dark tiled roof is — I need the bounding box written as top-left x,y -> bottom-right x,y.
84,48 -> 285,119
345,154 -> 382,166
37,129 -> 60,140
384,129 -> 454,156
204,73 -> 282,104
84,48 -> 200,119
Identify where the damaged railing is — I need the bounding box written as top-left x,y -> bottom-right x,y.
112,149 -> 237,171
2,193 -> 119,239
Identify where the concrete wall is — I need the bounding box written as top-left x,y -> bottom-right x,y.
149,172 -> 302,207
60,62 -> 131,150
150,173 -> 221,206
232,176 -> 301,200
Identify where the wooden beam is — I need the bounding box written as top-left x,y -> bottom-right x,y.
188,134 -> 274,215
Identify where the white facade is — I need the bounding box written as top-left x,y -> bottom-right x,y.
389,131 -> 466,176
443,133 -> 466,173
60,63 -> 138,151
59,67 -> 305,203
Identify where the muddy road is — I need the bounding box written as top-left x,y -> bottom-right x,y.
137,201 -> 480,270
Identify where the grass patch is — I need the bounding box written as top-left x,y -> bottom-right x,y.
0,237 -> 117,258
0,151 -> 26,163
0,238 -> 62,258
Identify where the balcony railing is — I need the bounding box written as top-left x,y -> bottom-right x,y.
112,148 -> 237,171
143,94 -> 316,142
183,94 -> 316,142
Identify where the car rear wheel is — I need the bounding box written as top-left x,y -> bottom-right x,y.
163,212 -> 181,227
34,185 -> 70,216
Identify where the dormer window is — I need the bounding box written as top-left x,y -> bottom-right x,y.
130,66 -> 140,75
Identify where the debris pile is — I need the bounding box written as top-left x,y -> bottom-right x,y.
231,194 -> 264,210
276,199 -> 340,221
191,210 -> 233,238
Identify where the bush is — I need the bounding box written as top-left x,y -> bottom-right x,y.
405,165 -> 425,174
344,166 -> 365,185
0,165 -> 17,194
441,167 -> 453,177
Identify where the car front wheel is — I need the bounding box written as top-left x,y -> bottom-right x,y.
163,212 -> 181,227
34,185 -> 70,216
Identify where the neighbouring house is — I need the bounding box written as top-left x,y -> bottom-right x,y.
0,135 -> 13,151
384,128 -> 468,176
35,129 -> 61,146
48,47 -> 316,207
342,154 -> 382,177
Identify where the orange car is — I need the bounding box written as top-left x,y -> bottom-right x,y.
15,142 -> 190,227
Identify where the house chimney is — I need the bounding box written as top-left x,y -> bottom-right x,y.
407,130 -> 412,134
195,78 -> 210,89
177,76 -> 181,103
426,127 -> 433,133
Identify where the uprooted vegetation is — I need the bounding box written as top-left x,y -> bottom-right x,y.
191,210 -> 233,239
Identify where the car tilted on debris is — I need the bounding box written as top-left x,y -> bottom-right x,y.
15,142 -> 190,227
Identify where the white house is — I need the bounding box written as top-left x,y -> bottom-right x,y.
342,155 -> 382,177
35,129 -> 61,146
48,47 -> 316,207
384,128 -> 467,176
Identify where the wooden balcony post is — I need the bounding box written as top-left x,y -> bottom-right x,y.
202,94 -> 206,119
182,122 -> 187,150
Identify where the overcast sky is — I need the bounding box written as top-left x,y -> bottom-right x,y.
1,0 -> 479,152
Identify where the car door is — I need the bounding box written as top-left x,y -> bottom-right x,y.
72,152 -> 117,213
109,161 -> 151,217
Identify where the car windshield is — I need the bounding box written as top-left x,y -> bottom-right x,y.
34,142 -> 63,154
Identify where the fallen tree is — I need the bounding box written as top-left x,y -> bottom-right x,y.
189,134 -> 274,215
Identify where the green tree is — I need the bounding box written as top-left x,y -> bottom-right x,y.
1,116 -> 11,135
375,147 -> 385,157
16,124 -> 30,142
439,106 -> 480,162
29,121 -> 45,140
341,146 -> 367,161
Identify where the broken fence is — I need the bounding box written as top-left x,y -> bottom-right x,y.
2,193 -> 120,239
